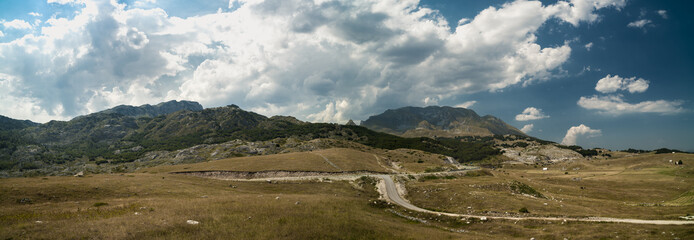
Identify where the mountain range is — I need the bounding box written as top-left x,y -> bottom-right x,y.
361,106 -> 526,137
0,100 -> 523,176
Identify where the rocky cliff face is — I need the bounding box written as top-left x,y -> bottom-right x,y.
361,106 -> 525,137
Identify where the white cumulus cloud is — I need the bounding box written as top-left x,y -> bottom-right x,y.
47,0 -> 86,4
577,95 -> 684,115
595,74 -> 649,93
455,101 -> 477,109
627,19 -> 652,28
515,107 -> 549,121
657,10 -> 667,19
584,42 -> 593,51
520,124 -> 534,133
561,124 -> 601,146
2,19 -> 33,29
0,0 -> 628,122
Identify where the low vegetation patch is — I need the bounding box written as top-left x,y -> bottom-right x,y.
424,166 -> 446,173
418,175 -> 456,181
464,169 -> 493,177
655,148 -> 684,154
509,181 -> 544,198
518,207 -> 529,213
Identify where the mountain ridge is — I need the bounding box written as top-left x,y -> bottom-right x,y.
85,100 -> 203,119
0,115 -> 39,131
360,106 -> 525,138
0,101 -> 504,176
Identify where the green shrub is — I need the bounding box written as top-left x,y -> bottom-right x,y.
93,202 -> 108,207
424,166 -> 446,173
655,148 -> 683,154
509,181 -> 544,198
519,207 -> 529,213
464,169 -> 493,177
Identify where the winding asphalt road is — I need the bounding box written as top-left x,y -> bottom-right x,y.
376,175 -> 694,226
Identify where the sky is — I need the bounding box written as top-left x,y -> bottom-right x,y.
0,0 -> 693,151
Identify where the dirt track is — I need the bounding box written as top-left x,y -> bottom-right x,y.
176,166 -> 694,225
376,175 -> 694,226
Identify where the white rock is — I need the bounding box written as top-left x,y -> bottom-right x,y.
186,220 -> 199,225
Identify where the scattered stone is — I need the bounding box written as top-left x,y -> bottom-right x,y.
295,201 -> 300,205
35,221 -> 43,224
480,217 -> 487,221
134,212 -> 141,215
186,220 -> 199,225
201,195 -> 208,198
275,196 -> 280,200
74,171 -> 84,177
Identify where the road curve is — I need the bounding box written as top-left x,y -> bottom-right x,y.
375,175 -> 694,226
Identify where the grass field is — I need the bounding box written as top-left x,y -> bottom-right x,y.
2,151 -> 693,239
405,153 -> 694,220
143,147 -> 453,174
0,173 -> 471,239
144,148 -> 391,173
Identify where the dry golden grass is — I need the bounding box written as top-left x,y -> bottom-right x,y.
0,173 -> 468,239
4,151 -> 693,239
405,153 -> 694,221
374,148 -> 451,173
144,148 -> 390,173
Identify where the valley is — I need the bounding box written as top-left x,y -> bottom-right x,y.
1,102 -> 693,239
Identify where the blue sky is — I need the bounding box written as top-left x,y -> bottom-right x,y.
0,0 -> 692,151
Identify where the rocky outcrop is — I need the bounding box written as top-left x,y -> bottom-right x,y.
502,145 -> 583,164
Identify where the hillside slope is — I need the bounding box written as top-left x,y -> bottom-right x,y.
0,115 -> 38,131
0,102 -> 502,176
361,106 -> 525,137
96,100 -> 203,118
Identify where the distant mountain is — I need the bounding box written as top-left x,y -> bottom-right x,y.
1,102 -> 504,176
0,115 -> 39,131
95,100 -> 203,118
361,106 -> 525,137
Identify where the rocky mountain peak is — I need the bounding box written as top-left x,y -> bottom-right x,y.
361,106 -> 525,137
